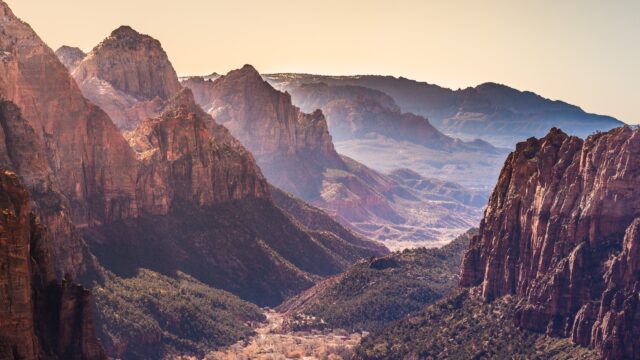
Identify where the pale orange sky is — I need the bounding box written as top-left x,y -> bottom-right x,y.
6,0 -> 639,123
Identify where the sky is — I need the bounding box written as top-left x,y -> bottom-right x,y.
6,0 -> 640,123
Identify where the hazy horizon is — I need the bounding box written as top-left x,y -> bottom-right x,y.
6,0 -> 639,123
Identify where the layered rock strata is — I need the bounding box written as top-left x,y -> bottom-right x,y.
460,127 -> 640,358
0,171 -> 105,360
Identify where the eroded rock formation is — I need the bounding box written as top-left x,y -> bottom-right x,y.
82,89 -> 385,306
128,88 -> 270,213
460,126 -> 640,358
0,1 -> 140,279
0,171 -> 105,360
185,65 -> 343,199
71,26 -> 181,130
54,46 -> 85,71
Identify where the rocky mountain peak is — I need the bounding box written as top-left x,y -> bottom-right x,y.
55,45 -> 85,71
0,0 -> 14,17
236,64 -> 262,78
129,87 -> 270,213
460,125 -> 640,358
218,63 -> 272,93
74,25 -> 181,101
200,65 -> 340,161
110,25 -> 141,39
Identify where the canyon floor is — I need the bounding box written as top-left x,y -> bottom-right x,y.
178,310 -> 364,360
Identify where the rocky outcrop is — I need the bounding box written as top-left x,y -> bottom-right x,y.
127,88 -> 270,213
184,65 -> 340,161
0,171 -> 105,360
72,26 -> 181,130
184,65 -> 344,199
0,99 -> 99,281
54,46 -> 85,71
0,2 -> 138,278
583,219 -> 640,359
460,126 -> 640,358
74,26 -> 180,100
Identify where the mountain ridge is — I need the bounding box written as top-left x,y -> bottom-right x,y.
184,66 -> 485,248
265,73 -> 624,147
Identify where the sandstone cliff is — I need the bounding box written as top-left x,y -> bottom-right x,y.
184,65 -> 344,199
0,171 -> 105,360
82,90 -> 385,306
0,1 -> 139,279
71,26 -> 181,130
185,65 -> 340,160
127,88 -> 270,214
0,98 -> 100,281
54,46 -> 85,72
460,127 -> 640,358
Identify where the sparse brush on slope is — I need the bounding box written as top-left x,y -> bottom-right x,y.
94,269 -> 265,360
279,229 -> 476,332
355,288 -> 598,360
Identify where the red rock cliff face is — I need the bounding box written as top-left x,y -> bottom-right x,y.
460,127 -> 640,358
127,88 -> 270,214
0,1 -> 138,278
71,26 -> 182,130
185,65 -> 340,163
183,66 -> 356,201
0,171 -> 105,360
0,99 -> 99,280
54,46 -> 85,72
0,1 -> 140,227
74,26 -> 180,101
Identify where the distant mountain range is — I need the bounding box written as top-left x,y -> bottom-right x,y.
265,73 -> 624,147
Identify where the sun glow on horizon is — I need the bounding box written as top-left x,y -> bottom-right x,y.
6,0 -> 639,123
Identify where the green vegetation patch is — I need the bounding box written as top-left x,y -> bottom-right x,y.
94,269 -> 266,359
355,289 -> 598,360
281,229 -> 475,332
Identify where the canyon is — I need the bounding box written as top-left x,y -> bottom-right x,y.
1,1 -> 637,359
0,3 -> 384,357
183,67 -> 485,248
357,127 -> 640,359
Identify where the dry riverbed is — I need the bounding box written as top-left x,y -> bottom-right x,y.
195,310 -> 364,360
